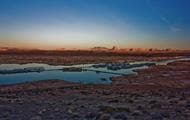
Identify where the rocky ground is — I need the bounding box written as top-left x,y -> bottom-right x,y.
0,60 -> 190,120
0,51 -> 186,65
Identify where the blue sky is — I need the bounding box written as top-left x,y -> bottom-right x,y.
0,0 -> 190,49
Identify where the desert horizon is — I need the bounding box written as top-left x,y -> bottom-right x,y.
0,0 -> 190,120
1,46 -> 190,51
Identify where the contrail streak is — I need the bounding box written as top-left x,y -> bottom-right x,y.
145,0 -> 180,32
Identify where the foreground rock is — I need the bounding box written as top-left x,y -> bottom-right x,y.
0,60 -> 190,120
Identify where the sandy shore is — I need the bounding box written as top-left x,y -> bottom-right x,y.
0,59 -> 190,120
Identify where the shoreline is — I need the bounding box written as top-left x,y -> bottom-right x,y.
0,56 -> 189,86
1,59 -> 190,89
0,55 -> 190,119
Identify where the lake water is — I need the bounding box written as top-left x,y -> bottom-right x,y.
0,64 -> 147,85
0,57 -> 189,85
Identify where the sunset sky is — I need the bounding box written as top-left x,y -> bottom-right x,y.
0,0 -> 190,49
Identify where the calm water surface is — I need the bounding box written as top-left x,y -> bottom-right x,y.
0,57 -> 189,85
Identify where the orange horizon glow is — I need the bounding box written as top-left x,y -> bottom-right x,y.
0,39 -> 190,51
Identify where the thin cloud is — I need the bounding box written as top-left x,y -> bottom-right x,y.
145,0 -> 181,32
170,26 -> 181,32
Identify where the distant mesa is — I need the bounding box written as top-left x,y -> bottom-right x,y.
0,47 -> 10,51
55,48 -> 65,51
0,47 -> 41,52
90,46 -> 177,52
91,47 -> 109,51
91,46 -> 118,51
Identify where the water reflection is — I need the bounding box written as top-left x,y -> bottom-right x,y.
0,57 -> 189,85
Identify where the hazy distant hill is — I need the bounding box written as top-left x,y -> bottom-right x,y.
91,47 -> 110,51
